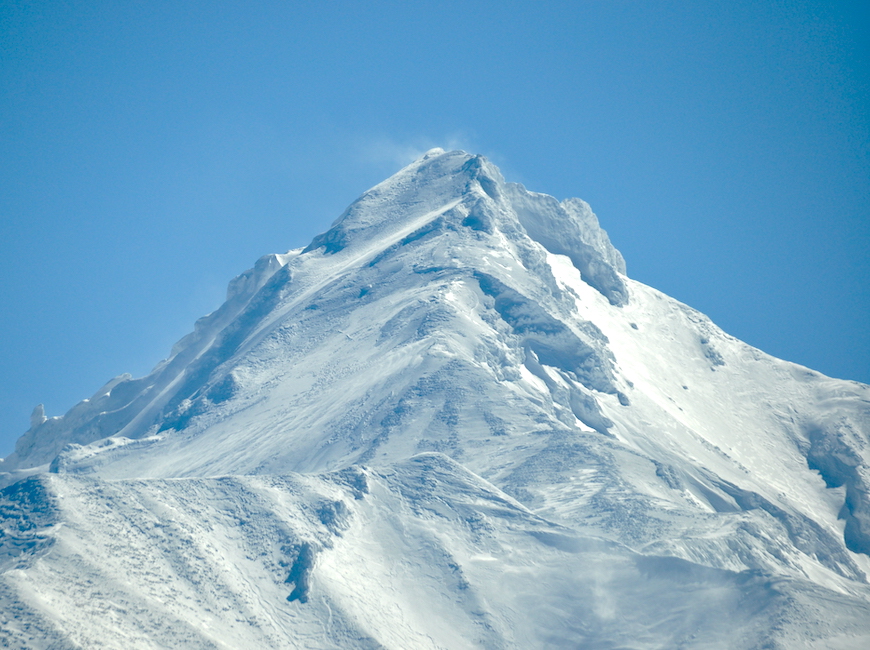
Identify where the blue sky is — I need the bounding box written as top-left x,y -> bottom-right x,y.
1,0 -> 868,456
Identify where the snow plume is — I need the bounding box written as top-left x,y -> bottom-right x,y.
354,133 -> 476,168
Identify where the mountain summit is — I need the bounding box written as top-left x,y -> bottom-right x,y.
2,150 -> 870,648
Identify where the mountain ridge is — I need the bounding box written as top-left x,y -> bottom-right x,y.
2,149 -> 630,473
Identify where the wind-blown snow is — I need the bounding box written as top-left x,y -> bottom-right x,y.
2,149 -> 870,648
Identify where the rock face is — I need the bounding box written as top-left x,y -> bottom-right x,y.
2,149 -> 870,649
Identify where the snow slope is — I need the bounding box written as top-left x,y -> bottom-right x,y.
2,149 -> 870,647
4,454 -> 870,649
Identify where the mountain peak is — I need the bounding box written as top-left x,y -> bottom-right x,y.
303,149 -> 626,304
303,149 -> 479,254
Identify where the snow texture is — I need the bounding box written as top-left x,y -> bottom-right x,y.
2,149 -> 870,648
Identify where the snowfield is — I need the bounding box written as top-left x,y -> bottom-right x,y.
2,149 -> 870,648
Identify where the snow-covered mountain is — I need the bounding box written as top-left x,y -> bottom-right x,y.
3,149 -> 870,648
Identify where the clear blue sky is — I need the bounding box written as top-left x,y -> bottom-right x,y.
1,0 -> 868,456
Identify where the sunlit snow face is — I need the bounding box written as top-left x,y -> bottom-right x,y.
4,149 -> 870,650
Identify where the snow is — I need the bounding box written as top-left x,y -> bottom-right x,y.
2,148 -> 870,647
6,456 -> 870,649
